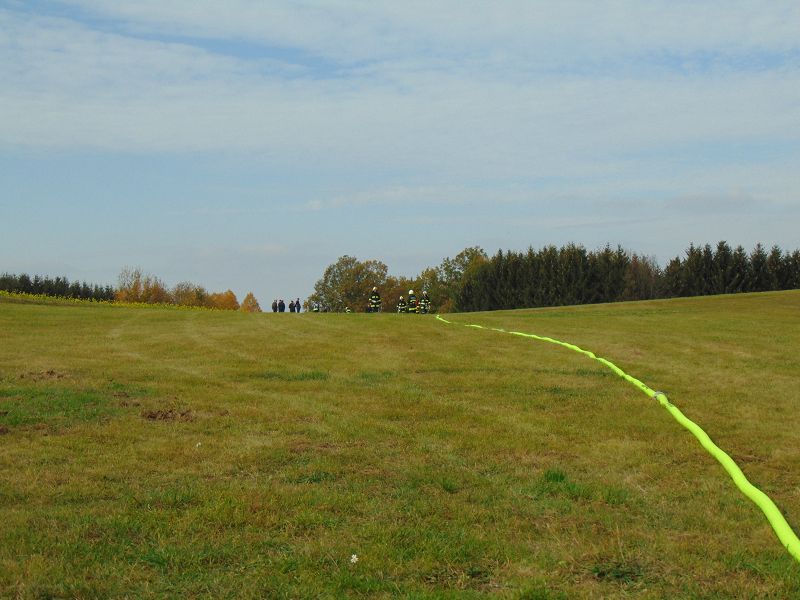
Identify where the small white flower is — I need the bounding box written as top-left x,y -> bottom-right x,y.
350,554 -> 358,564
195,442 -> 201,447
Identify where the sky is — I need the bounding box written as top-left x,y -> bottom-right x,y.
2,1 -> 799,303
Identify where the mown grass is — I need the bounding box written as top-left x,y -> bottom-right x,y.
0,291 -> 799,598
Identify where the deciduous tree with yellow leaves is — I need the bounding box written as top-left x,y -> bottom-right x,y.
240,292 -> 262,313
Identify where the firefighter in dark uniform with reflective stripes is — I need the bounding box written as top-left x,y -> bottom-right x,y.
419,291 -> 431,314
407,289 -> 418,314
397,295 -> 407,313
368,287 -> 381,313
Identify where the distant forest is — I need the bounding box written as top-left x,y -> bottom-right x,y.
0,273 -> 115,302
3,241 -> 799,313
454,242 -> 800,312
0,268 -> 260,312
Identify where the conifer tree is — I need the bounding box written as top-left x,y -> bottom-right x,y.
748,243 -> 771,291
766,245 -> 788,290
728,245 -> 749,293
712,241 -> 733,294
788,251 -> 800,290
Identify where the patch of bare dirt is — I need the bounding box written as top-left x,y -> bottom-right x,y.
20,370 -> 68,382
0,425 -> 10,435
141,408 -> 195,422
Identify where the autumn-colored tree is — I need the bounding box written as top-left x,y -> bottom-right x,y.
240,292 -> 262,313
171,281 -> 208,307
116,267 -> 169,303
308,255 -> 389,312
382,274 -> 416,312
115,267 -> 143,302
142,276 -> 170,304
208,289 -> 240,310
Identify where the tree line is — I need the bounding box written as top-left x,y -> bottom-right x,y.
0,267 -> 263,312
457,241 -> 800,311
0,273 -> 115,301
5,241 -> 798,314
310,242 -> 800,313
114,267 -> 262,311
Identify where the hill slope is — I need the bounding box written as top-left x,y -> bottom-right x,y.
1,292 -> 799,598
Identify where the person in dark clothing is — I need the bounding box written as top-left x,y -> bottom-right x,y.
368,287 -> 381,313
271,299 -> 278,313
289,300 -> 296,313
419,291 -> 431,314
295,298 -> 301,313
397,295 -> 407,313
406,289 -> 418,314
278,299 -> 286,312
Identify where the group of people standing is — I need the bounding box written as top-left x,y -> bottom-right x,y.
366,287 -> 432,314
396,289 -> 431,314
271,298 -> 302,313
273,289 -> 432,314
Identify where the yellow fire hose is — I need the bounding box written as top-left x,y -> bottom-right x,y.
436,314 -> 800,563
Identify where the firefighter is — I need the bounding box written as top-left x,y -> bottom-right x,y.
368,287 -> 381,313
419,291 -> 431,314
407,289 -> 418,314
397,295 -> 407,313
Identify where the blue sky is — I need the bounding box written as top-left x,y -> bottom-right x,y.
2,1 -> 799,303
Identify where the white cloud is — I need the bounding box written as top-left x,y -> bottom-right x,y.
2,5 -> 799,156
1,2 -> 798,217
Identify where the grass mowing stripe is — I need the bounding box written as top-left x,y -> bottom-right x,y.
437,314 -> 800,564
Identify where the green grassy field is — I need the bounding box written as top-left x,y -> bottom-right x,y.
1,291 -> 799,599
